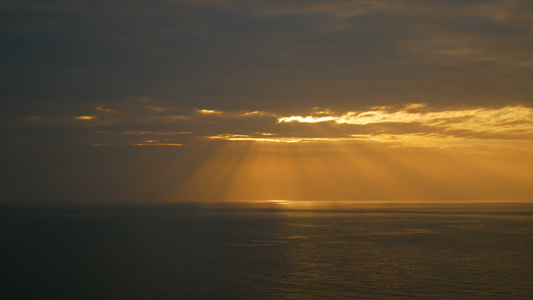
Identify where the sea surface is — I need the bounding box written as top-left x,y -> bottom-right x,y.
2,202 -> 533,299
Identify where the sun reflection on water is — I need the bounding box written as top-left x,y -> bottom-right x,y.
264,200 -> 290,204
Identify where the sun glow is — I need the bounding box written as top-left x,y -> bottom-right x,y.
175,139 -> 533,202
75,115 -> 95,120
197,109 -> 222,115
278,116 -> 336,123
207,134 -> 359,143
264,199 -> 290,204
277,105 -> 533,134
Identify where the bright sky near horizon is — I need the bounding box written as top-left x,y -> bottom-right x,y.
2,0 -> 533,203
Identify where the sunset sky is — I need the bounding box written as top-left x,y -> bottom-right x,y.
2,0 -> 533,203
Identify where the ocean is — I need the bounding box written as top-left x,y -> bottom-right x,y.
2,202 -> 532,299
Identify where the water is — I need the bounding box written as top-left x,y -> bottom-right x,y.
2,202 -> 533,299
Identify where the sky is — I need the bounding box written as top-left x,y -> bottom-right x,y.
1,0 -> 533,203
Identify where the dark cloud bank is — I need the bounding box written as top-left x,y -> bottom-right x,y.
2,0 -> 533,114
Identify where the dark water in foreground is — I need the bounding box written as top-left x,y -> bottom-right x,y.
2,202 -> 533,299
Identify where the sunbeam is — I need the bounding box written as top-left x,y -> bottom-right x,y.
173,138 -> 533,203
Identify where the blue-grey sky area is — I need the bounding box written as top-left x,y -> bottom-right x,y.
2,0 -> 533,203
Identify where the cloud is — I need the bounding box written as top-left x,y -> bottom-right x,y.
206,134 -> 361,144
3,0 -> 533,117
278,116 -> 336,123
197,109 -> 223,115
11,101 -> 533,149
74,116 -> 95,121
2,0 -> 533,150
276,104 -> 533,143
